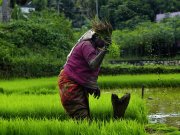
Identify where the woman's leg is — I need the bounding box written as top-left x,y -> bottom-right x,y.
58,70 -> 90,119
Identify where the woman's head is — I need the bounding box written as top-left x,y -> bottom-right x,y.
92,19 -> 113,48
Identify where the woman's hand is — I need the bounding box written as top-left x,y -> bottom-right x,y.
87,87 -> 100,99
104,37 -> 112,49
93,88 -> 100,99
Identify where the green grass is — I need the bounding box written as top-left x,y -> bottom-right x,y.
0,92 -> 148,134
145,124 -> 180,135
0,118 -> 146,135
0,93 -> 147,123
0,77 -> 57,94
0,74 -> 180,94
99,74 -> 180,88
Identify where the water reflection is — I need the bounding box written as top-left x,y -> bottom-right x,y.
148,113 -> 180,127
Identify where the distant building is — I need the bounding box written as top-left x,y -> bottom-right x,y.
156,11 -> 180,22
0,1 -> 35,21
21,7 -> 35,13
20,1 -> 35,13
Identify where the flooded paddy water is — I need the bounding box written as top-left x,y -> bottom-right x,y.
107,87 -> 180,128
145,88 -> 180,128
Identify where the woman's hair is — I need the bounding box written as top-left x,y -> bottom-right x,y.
92,19 -> 113,37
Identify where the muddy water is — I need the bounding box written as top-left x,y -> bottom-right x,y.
144,88 -> 180,128
110,88 -> 180,128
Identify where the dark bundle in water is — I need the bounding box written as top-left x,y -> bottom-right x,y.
111,93 -> 131,119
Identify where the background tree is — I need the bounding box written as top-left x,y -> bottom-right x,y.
5,0 -> 180,28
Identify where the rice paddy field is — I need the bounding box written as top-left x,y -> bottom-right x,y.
0,74 -> 180,94
0,74 -> 180,135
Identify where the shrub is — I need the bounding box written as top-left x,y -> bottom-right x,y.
0,10 -> 74,78
100,64 -> 180,75
112,16 -> 180,58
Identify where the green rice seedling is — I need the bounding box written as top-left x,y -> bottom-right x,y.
124,95 -> 148,123
145,124 -> 180,135
0,74 -> 180,94
0,118 -> 146,135
0,77 -> 58,94
0,93 -> 148,123
0,94 -> 65,119
98,74 -> 180,88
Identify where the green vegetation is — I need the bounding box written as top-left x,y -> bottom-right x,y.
0,118 -> 146,135
0,74 -> 178,134
146,124 -> 180,135
112,17 -> 180,58
0,74 -> 179,94
0,82 -> 148,134
0,10 -> 73,79
1,0 -> 179,134
99,0 -> 180,29
0,93 -> 147,123
100,64 -> 180,75
0,11 -> 179,78
17,0 -> 179,29
0,77 -> 57,94
99,74 -> 180,88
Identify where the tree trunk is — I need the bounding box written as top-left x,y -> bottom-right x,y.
47,0 -> 51,8
2,0 -> 9,22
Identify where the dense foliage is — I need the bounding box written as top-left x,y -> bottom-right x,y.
10,0 -> 180,28
99,0 -> 180,29
1,0 -> 180,78
60,0 -> 179,28
112,16 -> 180,58
0,10 -> 74,78
100,64 -> 180,75
0,12 -> 179,78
